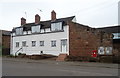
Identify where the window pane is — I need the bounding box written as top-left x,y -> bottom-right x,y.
51,22 -> 62,31
40,41 -> 44,46
51,40 -> 56,47
16,28 -> 23,35
16,42 -> 19,47
32,41 -> 36,47
19,28 -> 23,35
32,25 -> 40,33
61,39 -> 67,46
22,41 -> 26,47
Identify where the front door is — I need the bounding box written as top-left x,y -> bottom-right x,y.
61,39 -> 67,53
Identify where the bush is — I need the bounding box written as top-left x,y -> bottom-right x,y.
66,56 -> 99,62
18,53 -> 22,55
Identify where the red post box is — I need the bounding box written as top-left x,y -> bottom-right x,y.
91,50 -> 97,57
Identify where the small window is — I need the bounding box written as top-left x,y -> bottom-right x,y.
22,41 -> 26,47
51,40 -> 56,47
32,41 -> 36,47
16,42 -> 19,47
40,41 -> 44,46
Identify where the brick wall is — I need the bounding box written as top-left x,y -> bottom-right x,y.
68,22 -> 113,57
2,35 -> 10,55
2,35 -> 10,48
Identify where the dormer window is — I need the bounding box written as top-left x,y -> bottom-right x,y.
15,28 -> 23,35
32,25 -> 40,33
51,22 -> 62,31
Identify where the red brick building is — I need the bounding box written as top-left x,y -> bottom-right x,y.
98,26 -> 120,63
69,22 -> 113,57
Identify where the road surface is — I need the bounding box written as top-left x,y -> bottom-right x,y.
2,57 -> 119,76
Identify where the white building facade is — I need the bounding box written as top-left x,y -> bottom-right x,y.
11,11 -> 75,56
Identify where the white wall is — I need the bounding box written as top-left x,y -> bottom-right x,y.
11,26 -> 69,56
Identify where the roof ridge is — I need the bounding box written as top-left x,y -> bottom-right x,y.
41,15 -> 75,22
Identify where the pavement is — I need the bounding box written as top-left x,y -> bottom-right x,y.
2,57 -> 119,76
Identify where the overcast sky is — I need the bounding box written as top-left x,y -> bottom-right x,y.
0,0 -> 119,31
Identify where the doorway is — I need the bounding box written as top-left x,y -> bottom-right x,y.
61,39 -> 67,53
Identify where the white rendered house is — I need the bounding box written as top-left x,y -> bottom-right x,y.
11,10 -> 76,56
11,11 -> 113,57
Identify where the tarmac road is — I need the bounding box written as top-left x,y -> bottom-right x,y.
2,57 -> 119,76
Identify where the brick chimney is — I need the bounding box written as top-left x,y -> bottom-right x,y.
21,17 -> 26,25
35,14 -> 40,24
51,10 -> 56,21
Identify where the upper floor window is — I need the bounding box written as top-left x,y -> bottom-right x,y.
51,22 -> 62,31
15,28 -> 23,35
32,25 -> 40,33
40,41 -> 44,46
32,41 -> 36,47
22,41 -> 26,47
16,42 -> 19,47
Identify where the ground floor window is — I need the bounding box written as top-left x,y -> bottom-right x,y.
40,41 -> 44,46
15,42 -> 19,47
51,40 -> 56,47
22,41 -> 26,47
32,41 -> 36,47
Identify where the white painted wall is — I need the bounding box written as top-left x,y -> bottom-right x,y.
11,26 -> 69,56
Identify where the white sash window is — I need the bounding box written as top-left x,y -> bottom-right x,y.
51,22 -> 62,31
16,28 -> 23,35
32,25 -> 40,33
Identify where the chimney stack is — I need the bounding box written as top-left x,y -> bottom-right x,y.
51,10 -> 56,21
21,17 -> 26,25
35,14 -> 40,24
